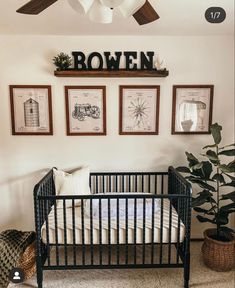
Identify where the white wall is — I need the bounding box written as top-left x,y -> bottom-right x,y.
0,35 -> 234,238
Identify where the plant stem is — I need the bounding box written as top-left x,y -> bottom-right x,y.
216,145 -> 220,238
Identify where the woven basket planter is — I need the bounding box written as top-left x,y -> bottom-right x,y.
201,229 -> 235,272
18,241 -> 36,280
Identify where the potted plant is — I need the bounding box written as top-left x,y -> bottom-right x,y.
177,123 -> 235,271
53,52 -> 72,71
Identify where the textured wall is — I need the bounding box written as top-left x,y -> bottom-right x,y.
0,35 -> 234,237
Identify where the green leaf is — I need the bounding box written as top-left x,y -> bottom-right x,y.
176,166 -> 191,173
185,152 -> 199,168
186,176 -> 214,183
207,205 -> 217,214
218,149 -> 235,156
219,164 -> 235,173
221,191 -> 235,202
212,173 -> 225,184
219,143 -> 235,150
186,161 -> 213,181
215,212 -> 229,225
227,209 -> 235,214
203,144 -> 217,149
224,173 -> 235,181
197,215 -> 214,223
191,162 -> 203,170
190,178 -> 216,191
193,207 -> 215,215
192,197 -> 207,207
221,180 -> 235,188
220,160 -> 235,173
206,150 -> 219,161
228,160 -> 235,170
201,161 -> 213,180
221,202 -> 235,211
192,190 -> 215,207
210,123 -> 222,144
220,226 -> 235,235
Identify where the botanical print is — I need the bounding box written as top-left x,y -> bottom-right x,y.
174,88 -> 211,133
66,87 -> 105,135
121,88 -> 158,133
11,87 -> 51,134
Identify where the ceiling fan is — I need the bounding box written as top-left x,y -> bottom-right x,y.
16,0 -> 160,25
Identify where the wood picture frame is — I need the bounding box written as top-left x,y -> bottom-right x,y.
171,85 -> 214,134
119,85 -> 160,135
65,86 -> 106,136
10,85 -> 53,135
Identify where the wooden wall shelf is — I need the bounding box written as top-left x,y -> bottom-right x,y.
54,69 -> 169,78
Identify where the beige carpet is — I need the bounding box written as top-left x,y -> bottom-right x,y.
9,242 -> 234,288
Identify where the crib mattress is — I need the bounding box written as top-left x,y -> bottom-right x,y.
41,199 -> 185,245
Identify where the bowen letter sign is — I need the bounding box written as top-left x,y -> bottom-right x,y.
72,51 -> 156,71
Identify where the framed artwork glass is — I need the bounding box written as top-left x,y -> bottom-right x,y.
119,85 -> 160,135
65,86 -> 106,136
172,85 -> 214,134
10,85 -> 53,135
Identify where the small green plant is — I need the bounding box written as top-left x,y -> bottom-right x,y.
177,123 -> 235,241
53,52 -> 72,71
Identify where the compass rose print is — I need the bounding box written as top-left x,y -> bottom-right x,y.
128,97 -> 150,129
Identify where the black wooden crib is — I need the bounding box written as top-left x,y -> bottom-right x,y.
34,166 -> 192,288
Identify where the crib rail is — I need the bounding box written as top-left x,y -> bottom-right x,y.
34,167 -> 192,288
89,172 -> 168,194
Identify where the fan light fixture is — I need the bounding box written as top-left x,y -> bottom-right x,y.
88,1 -> 113,24
67,0 -> 155,24
16,0 -> 160,26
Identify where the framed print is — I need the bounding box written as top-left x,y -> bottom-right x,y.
172,85 -> 214,134
65,86 -> 106,136
119,85 -> 160,135
10,85 -> 53,135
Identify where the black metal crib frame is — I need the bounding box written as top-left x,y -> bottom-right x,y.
34,166 -> 192,288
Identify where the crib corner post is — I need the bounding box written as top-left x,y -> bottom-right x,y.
183,252 -> 190,288
36,256 -> 43,288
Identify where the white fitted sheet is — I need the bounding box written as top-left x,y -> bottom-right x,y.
41,198 -> 185,245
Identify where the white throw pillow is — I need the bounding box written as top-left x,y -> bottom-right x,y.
53,166 -> 91,208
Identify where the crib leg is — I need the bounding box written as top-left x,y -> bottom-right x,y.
36,257 -> 43,288
184,253 -> 190,288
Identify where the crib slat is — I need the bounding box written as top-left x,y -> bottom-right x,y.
102,176 -> 105,193
96,176 -> 99,194
109,175 -> 111,192
99,198 -> 102,265
155,175 -> 158,194
151,197 -> 155,264
108,198 -> 111,265
122,175 -> 125,192
115,175 -> 118,192
81,199 -> 85,266
142,175 -> 144,192
134,197 -> 137,265
135,175 -> 138,192
148,175 -> 151,193
176,197 -> 181,264
63,199 -> 68,266
142,197 -> 146,264
45,199 -> 50,266
125,198 -> 128,264
168,199 -> 173,264
90,199 -> 94,265
54,200 -> 59,266
159,197 -> 163,264
116,197 -> 120,265
72,199 -> 76,266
